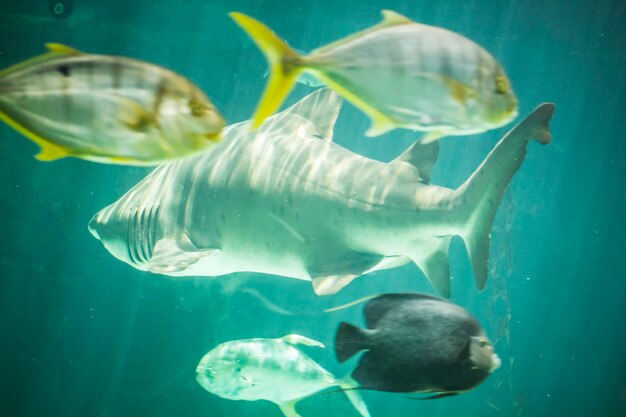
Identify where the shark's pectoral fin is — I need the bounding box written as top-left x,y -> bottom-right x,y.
408,236 -> 453,298
145,237 -> 220,274
278,401 -> 302,417
281,334 -> 325,348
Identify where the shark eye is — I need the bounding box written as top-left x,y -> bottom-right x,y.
495,75 -> 509,95
479,339 -> 489,348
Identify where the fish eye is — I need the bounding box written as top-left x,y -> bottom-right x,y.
495,75 -> 509,95
479,339 -> 489,348
189,100 -> 210,116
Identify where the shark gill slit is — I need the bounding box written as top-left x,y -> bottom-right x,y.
126,203 -> 159,265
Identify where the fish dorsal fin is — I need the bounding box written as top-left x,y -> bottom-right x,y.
364,293 -> 443,328
0,43 -> 82,79
274,88 -> 343,141
380,10 -> 413,26
46,43 -> 83,56
281,334 -> 325,348
393,139 -> 440,184
312,10 -> 413,55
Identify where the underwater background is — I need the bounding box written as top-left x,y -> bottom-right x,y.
0,0 -> 624,416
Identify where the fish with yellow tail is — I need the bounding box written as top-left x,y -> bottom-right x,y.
230,10 -> 517,141
196,334 -> 370,417
0,43 -> 224,165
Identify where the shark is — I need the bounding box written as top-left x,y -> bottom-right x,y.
88,89 -> 554,297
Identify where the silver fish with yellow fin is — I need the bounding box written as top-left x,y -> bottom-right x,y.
196,334 -> 370,417
230,10 -> 518,141
0,43 -> 224,165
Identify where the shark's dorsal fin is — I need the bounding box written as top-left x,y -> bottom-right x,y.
281,88 -> 343,141
281,334 -> 325,348
393,139 -> 440,184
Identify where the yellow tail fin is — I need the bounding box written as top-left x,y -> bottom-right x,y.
229,12 -> 302,128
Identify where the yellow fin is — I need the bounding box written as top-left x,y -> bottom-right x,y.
365,115 -> 395,137
311,72 -> 396,137
45,43 -> 83,56
0,43 -> 83,79
0,110 -> 70,161
35,142 -> 69,161
229,12 -> 302,129
380,10 -> 413,26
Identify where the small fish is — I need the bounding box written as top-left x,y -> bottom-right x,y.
230,10 -> 518,140
0,43 -> 224,165
334,293 -> 501,395
196,334 -> 370,417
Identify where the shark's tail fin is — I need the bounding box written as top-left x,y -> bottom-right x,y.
454,103 -> 555,290
338,376 -> 371,417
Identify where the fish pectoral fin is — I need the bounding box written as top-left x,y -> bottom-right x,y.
278,401 -> 302,417
439,76 -> 474,105
120,100 -> 158,132
281,334 -> 325,348
145,238 -> 219,274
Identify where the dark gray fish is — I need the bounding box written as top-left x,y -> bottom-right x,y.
334,293 -> 500,394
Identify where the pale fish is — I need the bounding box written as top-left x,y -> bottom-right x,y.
230,10 -> 518,141
88,89 -> 553,297
0,43 -> 224,165
195,334 -> 370,417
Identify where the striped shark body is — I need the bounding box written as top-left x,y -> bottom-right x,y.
89,89 -> 553,297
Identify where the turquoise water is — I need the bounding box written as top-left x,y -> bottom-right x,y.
0,1 -> 624,416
